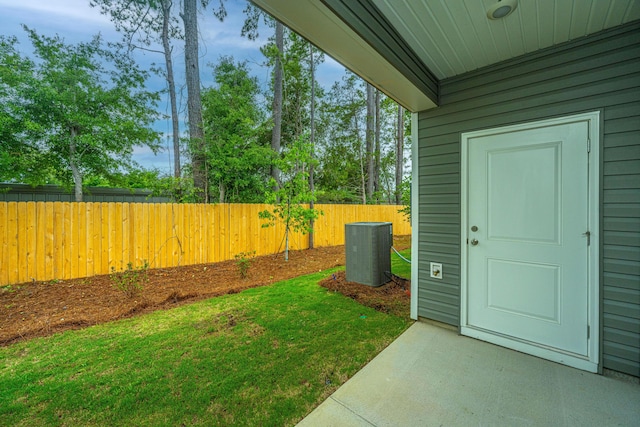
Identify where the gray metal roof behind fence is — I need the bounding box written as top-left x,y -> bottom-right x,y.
0,184 -> 170,203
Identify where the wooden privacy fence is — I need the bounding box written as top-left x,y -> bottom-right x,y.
0,202 -> 410,286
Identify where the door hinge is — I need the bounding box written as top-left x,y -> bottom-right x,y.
583,230 -> 591,246
587,325 -> 590,339
587,138 -> 591,153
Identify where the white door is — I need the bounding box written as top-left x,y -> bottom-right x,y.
461,113 -> 599,372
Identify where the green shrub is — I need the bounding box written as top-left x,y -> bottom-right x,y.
234,251 -> 256,279
110,261 -> 149,298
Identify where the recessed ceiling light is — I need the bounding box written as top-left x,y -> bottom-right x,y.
487,0 -> 518,20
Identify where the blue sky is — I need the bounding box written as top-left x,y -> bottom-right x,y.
0,0 -> 348,174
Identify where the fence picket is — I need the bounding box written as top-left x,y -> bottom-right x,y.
26,202 -> 37,281
0,203 -> 7,285
0,202 -> 410,285
100,204 -> 109,275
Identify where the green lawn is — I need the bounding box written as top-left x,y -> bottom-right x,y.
391,247 -> 412,279
0,260 -> 412,426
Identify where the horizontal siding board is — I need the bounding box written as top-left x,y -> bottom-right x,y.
604,286 -> 640,305
604,160 -> 640,176
422,232 -> 460,245
418,298 -> 459,326
603,145 -> 640,161
423,173 -> 459,186
604,130 -> 640,148
604,101 -> 640,120
421,164 -> 461,176
603,174 -> 640,189
604,327 -> 640,349
422,194 -> 459,204
602,355 -> 640,378
428,77 -> 640,126
421,154 -> 459,167
419,242 -> 459,256
603,341 -> 640,361
417,256 -> 460,268
603,313 -> 640,333
603,217 -> 640,232
603,272 -> 640,290
420,183 -> 459,194
421,213 -> 461,225
603,231 -> 640,247
603,300 -> 640,320
422,204 -> 460,215
417,21 -> 640,376
418,308 -> 458,326
441,45 -> 640,105
426,72 -> 640,132
603,258 -> 640,276
414,132 -> 457,148
443,25 -> 640,93
423,142 -> 460,156
603,189 -> 640,203
419,280 -> 460,296
421,289 -> 459,306
603,245 -> 640,262
420,222 -> 459,235
604,116 -> 640,134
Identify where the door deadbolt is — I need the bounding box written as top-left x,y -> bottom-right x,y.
470,239 -> 479,246
471,225 -> 478,232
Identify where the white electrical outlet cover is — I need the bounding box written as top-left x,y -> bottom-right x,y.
430,262 -> 443,279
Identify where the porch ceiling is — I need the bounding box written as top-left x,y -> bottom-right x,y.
250,0 -> 640,112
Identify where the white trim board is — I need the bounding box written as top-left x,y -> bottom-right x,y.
410,112 -> 419,320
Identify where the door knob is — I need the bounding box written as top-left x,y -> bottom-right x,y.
470,239 -> 479,246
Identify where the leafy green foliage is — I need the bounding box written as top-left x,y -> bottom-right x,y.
109,261 -> 149,298
261,31 -> 325,147
398,176 -> 411,222
0,28 -> 160,200
234,250 -> 256,278
202,57 -> 272,202
259,135 -> 322,260
315,74 -> 366,202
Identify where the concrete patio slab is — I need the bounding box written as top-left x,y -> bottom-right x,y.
298,321 -> 640,426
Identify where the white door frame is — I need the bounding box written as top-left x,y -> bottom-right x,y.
460,112 -> 600,372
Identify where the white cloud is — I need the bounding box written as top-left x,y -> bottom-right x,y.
0,0 -> 112,26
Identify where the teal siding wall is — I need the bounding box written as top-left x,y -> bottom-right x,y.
417,22 -> 640,376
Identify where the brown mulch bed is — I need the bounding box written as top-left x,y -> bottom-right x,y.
319,271 -> 411,318
1,236 -> 411,347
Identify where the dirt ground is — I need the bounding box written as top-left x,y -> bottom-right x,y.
1,236 -> 411,346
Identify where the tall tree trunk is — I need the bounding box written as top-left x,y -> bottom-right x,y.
395,104 -> 404,204
182,0 -> 207,201
271,21 -> 284,191
365,83 -> 375,202
218,181 -> 225,203
285,199 -> 291,261
353,102 -> 366,204
69,127 -> 83,202
308,44 -> 315,249
374,89 -> 381,199
162,0 -> 181,179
